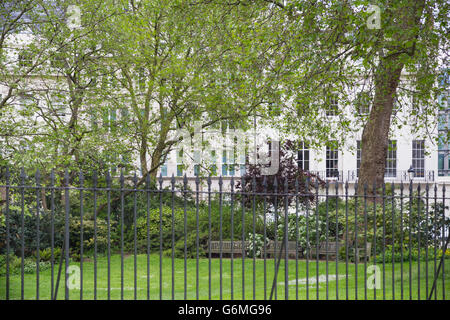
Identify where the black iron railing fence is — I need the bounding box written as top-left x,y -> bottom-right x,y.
0,167 -> 449,300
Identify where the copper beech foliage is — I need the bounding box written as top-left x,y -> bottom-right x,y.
236,140 -> 325,207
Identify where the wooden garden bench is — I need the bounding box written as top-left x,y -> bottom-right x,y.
308,241 -> 344,260
207,240 -> 250,257
355,242 -> 372,262
265,240 -> 303,258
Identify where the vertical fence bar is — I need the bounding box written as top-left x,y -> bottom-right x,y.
219,176 -> 223,300
36,169 -> 41,300
442,184 -> 446,300
158,174 -> 163,300
195,176 -> 200,300
382,183 -> 386,300
171,175 -> 176,300
106,172 -> 111,300
354,182 -> 359,300
79,171 -> 84,300
134,174 -> 139,300
295,177 -> 299,300
391,182 -> 395,300
363,183 -> 368,300
409,181 -> 413,300
417,183 -> 421,300
5,167 -> 10,300
373,181 -> 377,301
263,176 -> 267,300
49,170 -> 55,300
230,176 -> 234,300
253,177 -> 257,300
64,169 -> 70,300
345,181 -> 349,300
335,180 -> 339,300
146,173 -> 151,300
93,171 -> 98,300
241,176 -> 246,300
315,179 -> 319,300
207,176 -> 212,300
325,182 -> 329,300
305,177 -> 310,301
284,178 -> 289,300
273,177 -> 278,300
120,171 -> 125,300
400,181 -> 404,299
183,175 -> 188,300
20,169 -> 26,300
433,183 -> 437,300
425,183 -> 429,298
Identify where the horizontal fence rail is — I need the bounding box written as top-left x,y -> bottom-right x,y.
0,168 -> 449,300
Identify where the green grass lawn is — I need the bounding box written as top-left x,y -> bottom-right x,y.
1,254 -> 448,300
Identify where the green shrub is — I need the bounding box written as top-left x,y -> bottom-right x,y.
246,233 -> 265,258
69,217 -> 112,259
0,254 -> 52,276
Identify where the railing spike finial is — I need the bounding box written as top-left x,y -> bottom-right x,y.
79,170 -> 84,185
171,173 -> 176,188
106,170 -> 111,185
64,168 -> 69,186
262,175 -> 267,188
134,172 -> 139,187
207,174 -> 212,186
158,172 -> 163,186
273,176 -> 278,188
183,174 -> 188,187
145,171 -> 150,186
218,175 -> 223,186
195,174 -> 200,186
120,168 -> 125,184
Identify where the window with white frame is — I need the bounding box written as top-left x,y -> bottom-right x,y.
355,92 -> 370,115
325,94 -> 339,116
385,140 -> 397,177
438,90 -> 449,176
326,143 -> 339,178
356,140 -> 362,177
222,147 -> 235,176
210,150 -> 217,176
297,141 -> 309,171
176,149 -> 183,177
412,140 -> 425,177
160,160 -> 168,177
102,107 -> 117,132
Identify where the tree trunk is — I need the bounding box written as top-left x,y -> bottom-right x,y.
359,59 -> 403,194
358,0 -> 426,196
